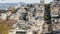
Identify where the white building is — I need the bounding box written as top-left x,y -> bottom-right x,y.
51,0 -> 60,31
6,10 -> 11,16
0,13 -> 7,20
8,0 -> 46,34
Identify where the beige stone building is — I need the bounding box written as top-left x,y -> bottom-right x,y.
8,0 -> 46,34
0,10 -> 11,20
50,0 -> 60,31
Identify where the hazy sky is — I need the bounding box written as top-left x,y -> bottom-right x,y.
0,0 -> 53,3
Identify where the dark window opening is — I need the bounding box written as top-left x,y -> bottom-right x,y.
16,31 -> 26,34
33,31 -> 38,34
0,15 -> 1,16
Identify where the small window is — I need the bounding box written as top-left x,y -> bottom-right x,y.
35,17 -> 39,20
16,31 -> 26,34
58,19 -> 60,22
35,16 -> 43,20
28,22 -> 35,26
33,31 -> 38,34
52,11 -> 58,15
0,15 -> 1,16
52,18 -> 59,24
56,0 -> 60,1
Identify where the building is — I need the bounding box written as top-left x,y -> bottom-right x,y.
50,0 -> 60,31
0,13 -> 7,20
0,10 -> 11,20
8,0 -> 46,34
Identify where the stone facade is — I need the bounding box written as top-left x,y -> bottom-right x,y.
0,0 -> 60,34
8,0 -> 45,34
0,13 -> 7,20
50,0 -> 60,31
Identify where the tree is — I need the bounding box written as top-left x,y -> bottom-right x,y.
44,4 -> 53,34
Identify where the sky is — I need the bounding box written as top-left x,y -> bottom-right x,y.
0,0 -> 53,3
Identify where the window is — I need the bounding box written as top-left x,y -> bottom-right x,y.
52,18 -> 59,24
28,8 -> 35,11
28,22 -> 35,26
20,25 -> 26,30
33,31 -> 38,34
35,16 -> 43,20
35,16 -> 39,20
56,0 -> 60,1
22,12 -> 28,20
0,15 -> 1,16
17,22 -> 31,30
16,31 -> 26,34
58,18 -> 60,22
58,9 -> 60,15
51,11 -> 58,16
17,23 -> 26,30
53,12 -> 58,15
